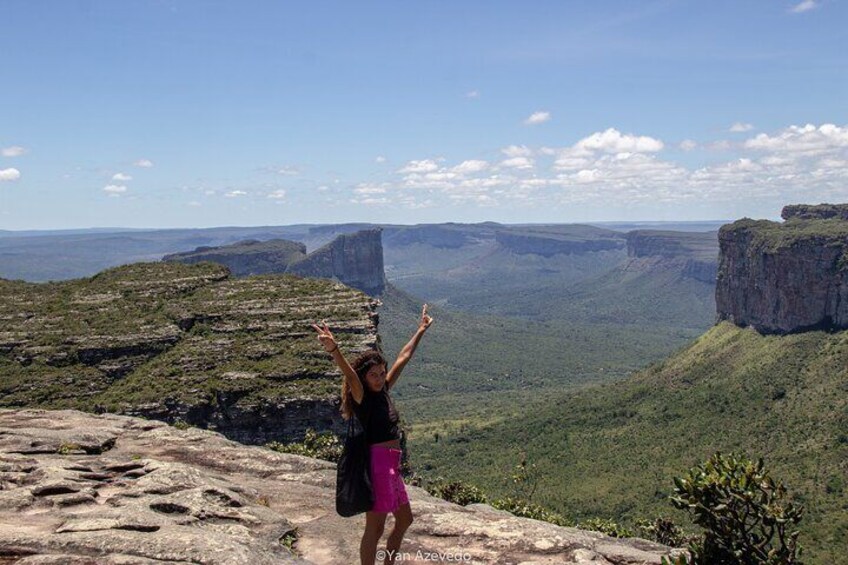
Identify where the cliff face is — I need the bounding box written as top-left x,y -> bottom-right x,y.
0,262 -> 380,444
0,409 -> 684,564
163,229 -> 387,297
624,230 -> 719,284
716,212 -> 848,334
163,239 -> 307,276
287,228 -> 386,296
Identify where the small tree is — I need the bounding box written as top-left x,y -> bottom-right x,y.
667,452 -> 803,565
509,450 -> 539,501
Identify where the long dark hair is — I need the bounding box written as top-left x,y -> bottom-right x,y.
341,350 -> 387,420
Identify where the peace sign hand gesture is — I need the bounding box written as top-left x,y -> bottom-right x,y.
419,304 -> 434,332
311,320 -> 339,353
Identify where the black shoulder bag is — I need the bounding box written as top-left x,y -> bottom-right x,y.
335,414 -> 374,517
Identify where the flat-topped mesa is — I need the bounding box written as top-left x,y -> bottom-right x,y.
286,228 -> 386,296
383,224 -> 480,249
625,230 -> 719,283
163,239 -> 307,276
163,229 -> 388,297
494,225 -> 625,257
716,205 -> 848,334
626,230 -> 718,260
781,203 -> 848,221
0,261 -> 380,444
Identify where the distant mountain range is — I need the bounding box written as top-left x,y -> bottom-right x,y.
0,221 -> 724,283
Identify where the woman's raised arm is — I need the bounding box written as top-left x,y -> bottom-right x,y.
312,321 -> 364,403
386,304 -> 433,390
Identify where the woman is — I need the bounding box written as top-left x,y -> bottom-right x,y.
312,304 -> 433,565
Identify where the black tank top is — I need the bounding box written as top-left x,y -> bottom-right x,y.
352,384 -> 401,445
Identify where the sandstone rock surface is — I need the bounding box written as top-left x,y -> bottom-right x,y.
0,409 -> 685,565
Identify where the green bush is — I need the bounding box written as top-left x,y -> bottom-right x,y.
579,517 -> 633,538
267,429 -> 343,463
636,516 -> 692,548
669,452 -> 804,564
490,496 -> 574,527
425,478 -> 488,506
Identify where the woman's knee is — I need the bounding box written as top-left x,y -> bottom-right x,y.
394,506 -> 413,530
364,512 -> 387,538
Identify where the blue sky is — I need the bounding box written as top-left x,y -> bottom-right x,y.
1,0 -> 846,229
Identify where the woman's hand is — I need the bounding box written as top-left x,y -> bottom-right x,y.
419,304 -> 434,332
311,320 -> 339,353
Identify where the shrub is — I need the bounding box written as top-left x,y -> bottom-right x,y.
425,478 -> 488,506
668,452 -> 804,564
490,496 -> 573,527
267,428 -> 343,462
579,517 -> 633,538
636,517 -> 692,548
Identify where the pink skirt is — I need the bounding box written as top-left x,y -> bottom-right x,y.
369,445 -> 409,513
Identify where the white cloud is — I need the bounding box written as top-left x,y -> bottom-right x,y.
134,159 -> 154,168
112,172 -> 133,181
0,168 -> 21,182
103,184 -> 127,194
575,169 -> 601,184
1,146 -> 26,157
729,122 -> 754,133
398,159 -> 440,174
267,189 -> 286,199
376,122 -> 848,213
707,140 -> 733,151
500,157 -> 534,170
524,111 -> 551,125
502,145 -> 533,158
575,128 -> 664,153
744,123 -> 848,155
351,196 -> 390,205
354,183 -> 388,195
790,0 -> 817,13
188,201 -> 202,207
225,190 -> 247,197
465,90 -> 480,99
553,152 -> 592,170
452,160 -> 489,174
375,156 -> 387,164
275,166 -> 299,176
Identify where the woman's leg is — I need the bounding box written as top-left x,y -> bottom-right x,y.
385,502 -> 413,565
362,510 -> 387,565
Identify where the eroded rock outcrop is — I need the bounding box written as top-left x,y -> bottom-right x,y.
0,409 -> 685,564
287,229 -> 386,296
716,206 -> 848,334
0,262 -> 380,444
